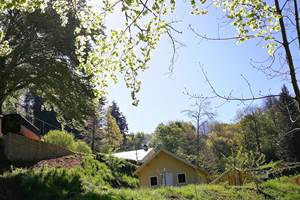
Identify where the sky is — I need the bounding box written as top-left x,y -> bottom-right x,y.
97,1 -> 292,134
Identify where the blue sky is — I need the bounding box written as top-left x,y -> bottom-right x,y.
104,1 -> 291,134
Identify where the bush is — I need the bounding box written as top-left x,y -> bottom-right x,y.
2,155 -> 138,200
95,153 -> 139,188
42,130 -> 92,153
75,140 -> 92,154
96,153 -> 137,175
43,130 -> 75,150
3,166 -> 300,200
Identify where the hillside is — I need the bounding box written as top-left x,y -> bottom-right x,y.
0,155 -> 299,200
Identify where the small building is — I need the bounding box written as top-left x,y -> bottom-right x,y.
211,169 -> 254,185
1,114 -> 40,141
134,149 -> 208,187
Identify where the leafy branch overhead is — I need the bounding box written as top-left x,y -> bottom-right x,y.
0,0 -> 177,108
1,0 -> 283,104
3,0 -> 298,130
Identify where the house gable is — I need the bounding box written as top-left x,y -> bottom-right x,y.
134,149 -> 208,187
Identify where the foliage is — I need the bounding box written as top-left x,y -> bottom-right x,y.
42,130 -> 75,149
42,130 -> 92,154
261,175 -> 300,199
277,86 -> 300,161
235,86 -> 300,162
0,0 -> 177,109
2,168 -> 300,200
122,131 -> 152,151
78,100 -> 128,154
0,155 -> 138,200
96,153 -> 138,176
95,153 -> 139,188
150,121 -> 197,156
2,0 -> 296,112
22,93 -> 62,135
15,167 -> 83,200
75,140 -> 93,154
99,111 -> 123,153
81,98 -> 107,152
109,101 -> 128,145
150,121 -> 240,173
225,146 -> 265,171
0,3 -> 98,125
204,122 -> 240,173
213,0 -> 280,49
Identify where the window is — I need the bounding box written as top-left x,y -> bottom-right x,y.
150,176 -> 158,186
177,173 -> 186,184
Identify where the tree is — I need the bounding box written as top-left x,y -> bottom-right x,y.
109,101 -> 128,146
23,92 -> 62,133
1,0 -> 178,110
150,121 -> 199,162
233,86 -> 300,162
187,0 -> 300,112
99,110 -> 123,153
4,1 -> 300,110
237,107 -> 279,161
80,97 -> 107,152
240,108 -> 264,154
276,86 -> 300,161
120,131 -> 152,151
182,99 -> 215,164
206,122 -> 240,172
0,2 -> 98,125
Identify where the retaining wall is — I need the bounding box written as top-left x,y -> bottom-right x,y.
3,133 -> 73,161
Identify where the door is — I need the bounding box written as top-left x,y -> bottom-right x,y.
165,172 -> 173,186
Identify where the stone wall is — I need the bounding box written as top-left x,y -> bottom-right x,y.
3,133 -> 73,161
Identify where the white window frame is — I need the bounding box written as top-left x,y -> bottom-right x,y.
149,176 -> 158,187
177,173 -> 187,184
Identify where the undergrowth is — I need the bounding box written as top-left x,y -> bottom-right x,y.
1,156 -> 300,200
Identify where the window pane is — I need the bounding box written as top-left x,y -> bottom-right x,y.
178,174 -> 186,183
150,177 -> 158,186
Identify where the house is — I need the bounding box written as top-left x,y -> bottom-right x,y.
134,149 -> 209,187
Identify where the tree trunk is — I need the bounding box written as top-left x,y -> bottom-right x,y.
275,0 -> 300,106
253,117 -> 262,154
91,117 -> 96,152
0,96 -> 4,115
294,0 -> 300,51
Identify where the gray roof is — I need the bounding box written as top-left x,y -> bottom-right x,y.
113,148 -> 154,162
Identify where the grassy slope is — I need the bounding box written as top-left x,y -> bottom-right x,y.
75,179 -> 300,200
1,155 -> 300,200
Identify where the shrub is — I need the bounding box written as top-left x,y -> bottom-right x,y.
42,130 -> 92,153
96,153 -> 137,175
43,130 -> 76,150
95,153 -> 139,188
75,140 -> 92,154
3,166 -> 300,200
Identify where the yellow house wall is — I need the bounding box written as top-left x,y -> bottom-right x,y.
137,151 -> 208,187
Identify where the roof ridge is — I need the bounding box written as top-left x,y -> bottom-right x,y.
134,148 -> 208,176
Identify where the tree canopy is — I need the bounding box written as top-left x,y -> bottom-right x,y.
2,0 -> 299,114
0,1 -> 98,125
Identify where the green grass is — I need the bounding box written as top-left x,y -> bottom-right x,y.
71,180 -> 300,200
1,156 -> 300,200
260,176 -> 300,200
